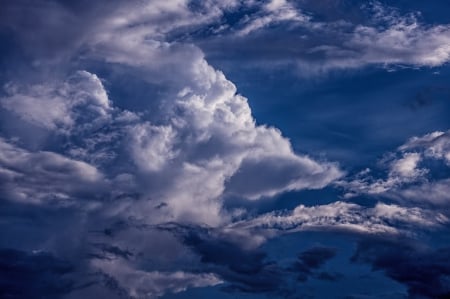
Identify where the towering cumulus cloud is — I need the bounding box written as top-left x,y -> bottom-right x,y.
0,1 -> 343,297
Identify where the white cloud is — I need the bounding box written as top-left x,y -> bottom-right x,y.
400,131 -> 450,165
113,44 -> 343,221
5,0 -> 450,74
388,131 -> 450,205
74,10 -> 344,223
236,0 -> 309,36
231,201 -> 448,236
129,123 -> 178,172
340,152 -> 427,198
349,21 -> 450,68
394,179 -> 450,206
341,130 -> 450,207
0,11 -> 343,227
93,259 -> 222,298
1,71 -> 111,133
98,0 -> 238,40
311,2 -> 450,69
390,152 -> 422,178
299,8 -> 450,71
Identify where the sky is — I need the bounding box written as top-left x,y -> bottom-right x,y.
1,1 -> 450,298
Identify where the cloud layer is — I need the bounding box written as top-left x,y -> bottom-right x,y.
1,1 -> 450,298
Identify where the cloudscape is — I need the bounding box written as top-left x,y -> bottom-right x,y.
1,1 -> 450,298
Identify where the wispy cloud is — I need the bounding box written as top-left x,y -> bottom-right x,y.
231,201 -> 448,236
341,130 -> 450,208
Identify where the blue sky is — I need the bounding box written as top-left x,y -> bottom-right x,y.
1,1 -> 450,298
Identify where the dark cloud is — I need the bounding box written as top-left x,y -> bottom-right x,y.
298,246 -> 337,268
0,0 -> 120,65
157,223 -> 284,294
352,239 -> 450,298
0,248 -> 88,299
290,246 -> 337,282
88,243 -> 134,261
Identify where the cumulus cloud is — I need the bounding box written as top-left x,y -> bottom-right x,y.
1,71 -> 111,133
0,2 -> 346,296
0,34 -> 342,225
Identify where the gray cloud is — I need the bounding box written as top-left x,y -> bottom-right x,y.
352,239 -> 450,298
0,248 -> 91,299
0,137 -> 106,205
290,246 -> 337,282
91,259 -> 223,299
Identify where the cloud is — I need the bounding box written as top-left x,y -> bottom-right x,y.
92,259 -> 222,299
85,29 -> 342,218
390,152 -> 424,178
0,248 -> 83,299
231,201 -> 448,235
391,131 -> 450,207
341,156 -> 427,198
2,1 -> 450,298
155,222 -> 286,294
392,179 -> 450,208
341,130 -> 450,207
0,35 -> 343,225
225,154 -> 342,200
4,0 -> 450,74
1,71 -> 111,133
199,1 -> 450,74
343,2 -> 450,68
0,137 -> 105,205
235,0 -> 309,36
290,246 -> 337,282
0,3 -> 345,296
399,131 -> 450,165
352,240 -> 450,298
